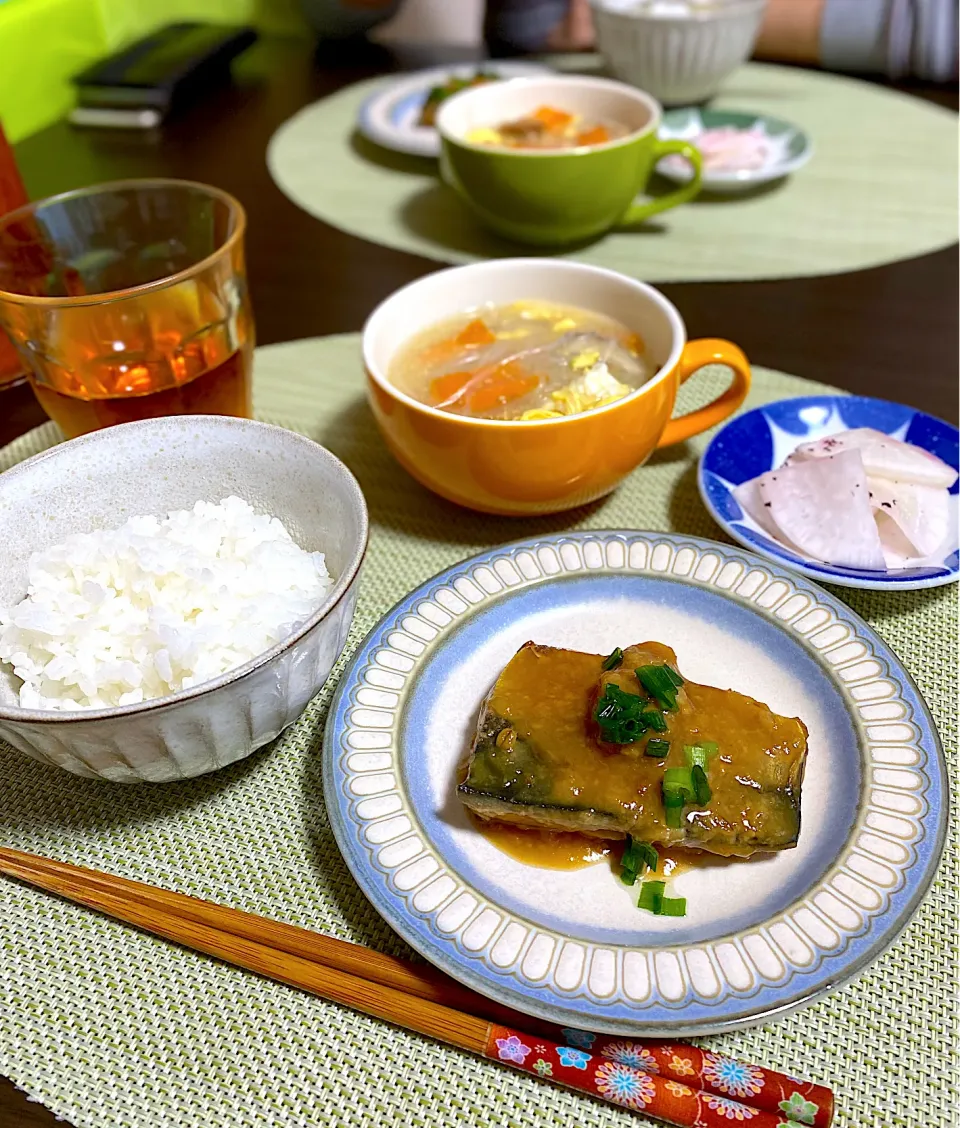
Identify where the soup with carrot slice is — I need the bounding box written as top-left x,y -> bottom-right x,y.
466,105 -> 630,150
388,301 -> 653,421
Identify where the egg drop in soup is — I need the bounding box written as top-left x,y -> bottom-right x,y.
389,300 -> 653,421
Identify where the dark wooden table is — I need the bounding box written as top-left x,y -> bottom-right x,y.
1,35 -> 956,1128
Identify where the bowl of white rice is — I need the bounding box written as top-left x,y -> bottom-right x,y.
0,415 -> 368,782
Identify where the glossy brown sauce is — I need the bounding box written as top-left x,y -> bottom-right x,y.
481,641 -> 806,853
473,816 -> 739,877
474,819 -> 614,870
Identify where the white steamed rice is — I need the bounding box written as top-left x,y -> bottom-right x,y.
0,496 -> 334,711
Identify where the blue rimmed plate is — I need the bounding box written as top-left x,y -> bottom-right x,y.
357,62 -> 552,157
699,395 -> 959,591
323,532 -> 946,1036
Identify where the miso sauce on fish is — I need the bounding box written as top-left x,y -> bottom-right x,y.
459,641 -> 808,858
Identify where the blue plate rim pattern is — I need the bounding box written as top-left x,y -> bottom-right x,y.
322,531 -> 947,1036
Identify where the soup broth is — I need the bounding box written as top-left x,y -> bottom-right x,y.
389,300 -> 653,421
467,105 -> 629,150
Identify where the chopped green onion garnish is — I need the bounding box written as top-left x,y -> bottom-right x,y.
620,837 -> 659,885
684,742 -> 718,769
663,666 -> 684,689
637,879 -> 686,917
595,684 -> 668,744
663,766 -> 694,792
640,709 -> 668,733
662,764 -> 691,827
664,803 -> 683,829
645,738 -> 670,758
622,838 -> 657,869
691,764 -> 712,805
620,838 -> 643,876
635,664 -> 683,711
637,880 -> 665,914
620,717 -> 641,741
602,647 -> 624,671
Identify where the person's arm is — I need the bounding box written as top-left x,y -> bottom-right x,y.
755,0 -> 959,81
754,0 -> 826,65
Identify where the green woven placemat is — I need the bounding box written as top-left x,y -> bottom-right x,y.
266,61 -> 958,284
1,335 -> 956,1128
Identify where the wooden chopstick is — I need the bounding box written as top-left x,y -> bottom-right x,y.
0,848 -> 834,1128
0,848 -> 485,1049
0,846 -> 528,1030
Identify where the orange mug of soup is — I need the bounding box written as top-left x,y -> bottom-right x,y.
362,259 -> 750,515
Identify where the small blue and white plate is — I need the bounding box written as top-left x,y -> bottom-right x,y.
658,108 -> 812,193
699,395 -> 959,591
357,62 -> 552,157
324,532 -> 946,1036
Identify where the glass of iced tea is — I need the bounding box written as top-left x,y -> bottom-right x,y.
0,178 -> 253,438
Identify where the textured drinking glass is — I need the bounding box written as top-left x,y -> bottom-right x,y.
0,178 -> 254,437
0,120 -> 29,388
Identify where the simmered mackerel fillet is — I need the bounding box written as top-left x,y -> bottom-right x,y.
458,642 -> 808,856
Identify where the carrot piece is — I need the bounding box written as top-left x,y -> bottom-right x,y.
622,332 -> 646,355
420,319 -> 496,369
465,361 -> 539,414
576,125 -> 610,147
533,105 -> 573,130
455,318 -> 496,347
429,370 -> 473,404
419,338 -> 463,367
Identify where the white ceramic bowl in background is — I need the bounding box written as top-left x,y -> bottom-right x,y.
0,416 -> 368,783
591,0 -> 768,105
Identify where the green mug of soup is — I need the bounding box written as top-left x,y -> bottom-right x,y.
436,75 -> 703,246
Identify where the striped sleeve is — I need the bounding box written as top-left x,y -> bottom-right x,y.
821,0 -> 959,81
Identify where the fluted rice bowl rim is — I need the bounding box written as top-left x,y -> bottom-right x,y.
590,0 -> 768,23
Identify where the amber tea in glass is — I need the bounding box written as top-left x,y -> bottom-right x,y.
0,178 -> 253,437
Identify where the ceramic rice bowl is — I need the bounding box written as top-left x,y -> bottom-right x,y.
0,415 -> 367,783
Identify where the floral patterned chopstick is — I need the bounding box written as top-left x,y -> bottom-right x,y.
543,1029 -> 830,1127
487,1025 -> 822,1128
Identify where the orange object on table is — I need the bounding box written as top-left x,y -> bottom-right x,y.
0,121 -> 28,389
0,178 -> 254,438
533,105 -> 573,129
430,360 -> 539,414
577,125 -> 611,146
455,317 -> 495,347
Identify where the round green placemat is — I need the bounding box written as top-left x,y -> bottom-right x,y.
1,336 -> 956,1128
267,61 -> 958,284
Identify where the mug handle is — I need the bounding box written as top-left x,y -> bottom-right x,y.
656,339 -> 751,448
620,138 -> 703,225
